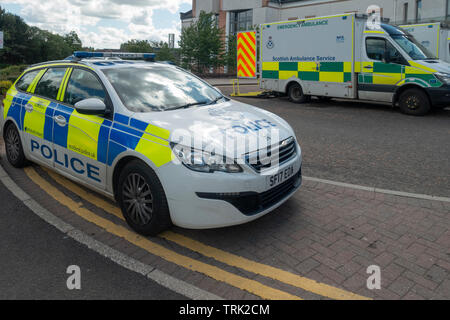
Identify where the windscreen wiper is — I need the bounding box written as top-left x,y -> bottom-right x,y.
167,101 -> 208,111
206,96 -> 227,105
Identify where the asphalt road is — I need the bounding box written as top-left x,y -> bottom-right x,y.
219,84 -> 450,197
0,178 -> 185,300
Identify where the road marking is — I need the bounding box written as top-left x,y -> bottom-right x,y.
303,176 -> 450,203
0,163 -> 220,300
40,166 -> 369,300
25,166 -> 302,300
159,232 -> 369,300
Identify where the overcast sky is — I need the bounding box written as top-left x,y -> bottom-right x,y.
1,0 -> 192,49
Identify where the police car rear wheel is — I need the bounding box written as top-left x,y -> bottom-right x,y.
288,83 -> 310,104
118,160 -> 172,236
5,123 -> 27,168
398,88 -> 430,116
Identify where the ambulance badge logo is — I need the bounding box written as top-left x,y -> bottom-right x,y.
266,36 -> 274,49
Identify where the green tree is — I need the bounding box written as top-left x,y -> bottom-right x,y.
120,39 -> 153,53
152,41 -> 176,63
224,33 -> 237,74
179,11 -> 224,74
0,6 -> 83,65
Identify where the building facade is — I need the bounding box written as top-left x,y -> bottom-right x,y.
180,0 -> 449,73
181,0 -> 450,34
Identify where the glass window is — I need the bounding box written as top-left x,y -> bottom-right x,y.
34,68 -> 67,100
391,34 -> 436,60
416,0 -> 422,21
102,65 -> 223,113
230,9 -> 253,35
64,69 -> 106,105
366,38 -> 387,61
15,70 -> 39,92
403,3 -> 408,24
366,37 -> 408,64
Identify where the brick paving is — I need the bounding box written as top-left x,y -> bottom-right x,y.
1,148 -> 448,300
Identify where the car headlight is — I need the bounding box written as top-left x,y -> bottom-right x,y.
434,72 -> 450,85
171,143 -> 242,173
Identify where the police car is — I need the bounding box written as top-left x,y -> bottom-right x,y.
1,52 -> 302,235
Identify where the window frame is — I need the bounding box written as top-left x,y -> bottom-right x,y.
365,36 -> 408,66
33,66 -> 68,101
62,66 -> 112,115
14,69 -> 41,93
16,64 -> 113,119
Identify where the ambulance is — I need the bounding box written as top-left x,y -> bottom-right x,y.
1,52 -> 302,235
399,22 -> 450,63
259,14 -> 450,115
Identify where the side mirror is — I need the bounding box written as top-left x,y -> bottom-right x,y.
74,98 -> 106,115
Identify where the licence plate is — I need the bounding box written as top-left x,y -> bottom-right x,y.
267,165 -> 295,189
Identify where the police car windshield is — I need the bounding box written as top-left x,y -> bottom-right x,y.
102,65 -> 223,112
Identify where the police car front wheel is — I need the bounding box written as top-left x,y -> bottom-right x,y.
117,160 -> 172,236
4,123 -> 27,168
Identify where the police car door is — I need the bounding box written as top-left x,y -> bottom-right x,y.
359,35 -> 407,102
54,67 -> 111,190
23,67 -> 67,167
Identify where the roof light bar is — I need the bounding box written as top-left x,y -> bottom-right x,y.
73,51 -> 156,59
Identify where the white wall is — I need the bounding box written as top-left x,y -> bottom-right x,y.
393,0 -> 447,23
222,0 -> 262,11
195,0 -> 220,16
275,0 -> 396,21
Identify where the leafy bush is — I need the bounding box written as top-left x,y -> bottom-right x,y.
0,80 -> 13,96
0,65 -> 27,82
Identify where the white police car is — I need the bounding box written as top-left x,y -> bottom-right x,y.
1,52 -> 302,235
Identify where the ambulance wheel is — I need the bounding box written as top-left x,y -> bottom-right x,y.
118,160 -> 172,236
398,88 -> 431,116
4,123 -> 27,168
288,83 -> 310,103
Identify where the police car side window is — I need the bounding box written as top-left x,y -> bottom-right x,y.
15,70 -> 40,92
34,68 -> 67,100
64,69 -> 106,106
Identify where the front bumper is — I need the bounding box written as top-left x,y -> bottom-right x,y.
157,145 -> 302,229
427,84 -> 450,106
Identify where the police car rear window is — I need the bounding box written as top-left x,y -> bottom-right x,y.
34,68 -> 67,100
102,66 -> 222,112
16,70 -> 40,92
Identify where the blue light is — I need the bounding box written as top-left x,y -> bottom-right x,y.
73,51 -> 156,60
73,51 -> 103,58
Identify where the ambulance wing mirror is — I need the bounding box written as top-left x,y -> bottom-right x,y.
74,98 -> 107,115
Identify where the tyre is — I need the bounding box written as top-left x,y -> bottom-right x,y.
4,123 -> 27,168
117,159 -> 172,236
398,88 -> 431,116
288,83 -> 310,103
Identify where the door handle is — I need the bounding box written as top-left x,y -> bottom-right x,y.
364,65 -> 373,69
54,115 -> 67,127
24,103 -> 33,113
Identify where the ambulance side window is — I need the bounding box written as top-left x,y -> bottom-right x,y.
64,69 -> 106,106
34,68 -> 67,100
15,70 -> 40,92
366,37 -> 407,65
366,38 -> 386,61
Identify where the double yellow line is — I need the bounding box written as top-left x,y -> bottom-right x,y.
26,166 -> 370,300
